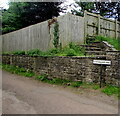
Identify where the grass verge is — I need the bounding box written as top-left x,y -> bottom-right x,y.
1,64 -> 35,77
1,63 -> 119,99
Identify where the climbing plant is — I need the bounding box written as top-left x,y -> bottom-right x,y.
53,22 -> 59,48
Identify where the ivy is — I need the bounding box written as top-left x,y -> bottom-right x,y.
53,22 -> 59,48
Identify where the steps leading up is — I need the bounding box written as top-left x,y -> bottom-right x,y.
80,42 -> 106,56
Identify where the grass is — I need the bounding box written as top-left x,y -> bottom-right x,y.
1,63 -> 120,99
1,64 -> 35,77
2,42 -> 85,56
102,85 -> 120,98
95,36 -> 120,51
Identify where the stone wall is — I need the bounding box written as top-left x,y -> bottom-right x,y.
2,54 -> 119,86
106,51 -> 120,86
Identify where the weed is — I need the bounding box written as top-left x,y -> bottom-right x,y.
102,85 -> 119,96
65,48 -> 77,56
92,85 -> 100,90
4,42 -> 85,57
36,74 -> 48,82
13,51 -> 25,55
1,64 -> 34,77
26,49 -> 44,56
95,36 -> 120,51
51,78 -> 71,85
70,81 -> 82,87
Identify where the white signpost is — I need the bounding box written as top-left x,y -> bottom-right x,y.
93,60 -> 111,65
93,60 -> 111,88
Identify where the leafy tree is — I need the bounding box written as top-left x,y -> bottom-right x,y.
94,1 -> 120,21
1,2 -> 65,34
71,0 -> 120,21
71,2 -> 94,16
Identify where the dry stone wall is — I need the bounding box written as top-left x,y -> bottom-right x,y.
106,51 -> 120,86
2,54 -> 119,86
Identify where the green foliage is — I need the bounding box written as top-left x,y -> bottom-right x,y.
95,36 -> 120,51
1,64 -> 34,77
2,2 -> 64,34
65,49 -> 77,56
3,42 -> 85,56
36,74 -> 71,85
50,78 -> 71,85
36,74 -> 83,87
36,74 -> 48,82
71,2 -> 120,21
2,52 -> 10,55
53,22 -> 59,48
56,42 -> 85,56
26,49 -> 43,56
13,51 -> 25,55
70,81 -> 82,87
92,85 -> 100,90
102,85 -> 120,96
71,2 -> 94,16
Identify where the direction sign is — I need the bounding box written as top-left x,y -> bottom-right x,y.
93,60 -> 111,65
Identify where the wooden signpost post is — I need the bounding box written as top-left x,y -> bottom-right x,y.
93,60 -> 111,88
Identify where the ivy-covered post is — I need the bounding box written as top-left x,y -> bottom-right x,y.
53,22 -> 59,49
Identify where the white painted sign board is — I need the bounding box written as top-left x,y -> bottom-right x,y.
93,60 -> 111,65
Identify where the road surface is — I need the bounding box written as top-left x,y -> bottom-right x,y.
2,70 -> 118,114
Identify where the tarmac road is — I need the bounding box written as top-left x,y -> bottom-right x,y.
2,70 -> 118,114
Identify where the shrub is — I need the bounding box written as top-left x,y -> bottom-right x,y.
2,42 -> 85,56
13,51 -> 25,55
66,49 -> 77,56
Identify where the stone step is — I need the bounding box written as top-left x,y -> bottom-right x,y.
85,47 -> 102,51
80,44 -> 97,48
90,42 -> 103,46
85,51 -> 106,55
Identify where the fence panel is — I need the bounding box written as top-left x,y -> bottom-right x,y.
84,11 -> 120,40
1,11 -> 120,53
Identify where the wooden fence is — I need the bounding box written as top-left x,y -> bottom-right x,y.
84,11 -> 120,42
1,11 -> 120,53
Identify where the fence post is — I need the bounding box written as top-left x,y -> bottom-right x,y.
115,20 -> 117,39
98,15 -> 100,35
84,10 -> 87,44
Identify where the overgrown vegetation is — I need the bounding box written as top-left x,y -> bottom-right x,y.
1,64 -> 34,77
95,36 -> 120,51
102,85 -> 120,98
53,22 -> 59,48
1,63 -> 120,98
2,42 -> 85,56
